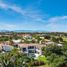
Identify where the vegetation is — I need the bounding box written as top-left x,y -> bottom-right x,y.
0,32 -> 67,67
0,48 -> 33,67
42,43 -> 67,67
37,56 -> 47,63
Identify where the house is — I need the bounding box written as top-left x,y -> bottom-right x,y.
45,39 -> 54,45
22,34 -> 32,39
18,43 -> 46,59
57,43 -> 63,47
2,44 -> 14,52
12,39 -> 21,44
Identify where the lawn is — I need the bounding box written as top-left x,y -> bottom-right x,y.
62,36 -> 67,42
34,55 -> 49,67
37,55 -> 47,63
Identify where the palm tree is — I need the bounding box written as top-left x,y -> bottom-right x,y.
0,48 -> 32,67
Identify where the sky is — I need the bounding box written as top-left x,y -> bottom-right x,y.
0,0 -> 67,32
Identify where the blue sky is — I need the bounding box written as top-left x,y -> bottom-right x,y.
0,0 -> 67,32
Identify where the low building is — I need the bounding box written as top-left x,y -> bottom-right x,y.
57,43 -> 63,47
12,39 -> 21,44
2,44 -> 14,52
18,43 -> 46,59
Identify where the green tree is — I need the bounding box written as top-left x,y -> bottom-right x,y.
0,48 -> 32,67
42,44 -> 67,67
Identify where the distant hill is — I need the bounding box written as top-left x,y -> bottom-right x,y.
14,30 -> 47,32
0,30 -> 10,32
0,30 -> 47,33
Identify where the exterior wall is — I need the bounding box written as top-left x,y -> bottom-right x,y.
20,46 -> 42,58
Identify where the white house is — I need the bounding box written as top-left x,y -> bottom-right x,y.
18,43 -> 45,59
57,44 -> 63,47
2,44 -> 14,52
12,39 -> 21,44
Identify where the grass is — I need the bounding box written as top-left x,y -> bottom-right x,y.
62,36 -> 67,42
37,55 -> 47,63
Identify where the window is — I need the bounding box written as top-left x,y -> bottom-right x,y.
23,48 -> 26,52
28,50 -> 35,53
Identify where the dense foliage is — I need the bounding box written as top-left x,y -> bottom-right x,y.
42,43 -> 67,67
0,49 -> 32,67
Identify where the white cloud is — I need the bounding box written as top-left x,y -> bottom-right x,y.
45,22 -> 67,32
0,1 -> 67,32
0,2 -> 26,15
46,16 -> 67,32
0,2 -> 45,22
48,16 -> 67,23
0,23 -> 16,30
61,16 -> 67,19
0,2 -> 8,9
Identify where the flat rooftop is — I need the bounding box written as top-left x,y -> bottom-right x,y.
18,43 -> 46,48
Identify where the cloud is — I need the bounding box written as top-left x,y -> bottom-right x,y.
0,2 -> 45,22
45,22 -> 67,32
0,23 -> 16,30
0,1 -> 67,32
0,2 -> 8,9
46,16 -> 67,32
61,16 -> 67,19
0,2 -> 26,15
48,16 -> 67,23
